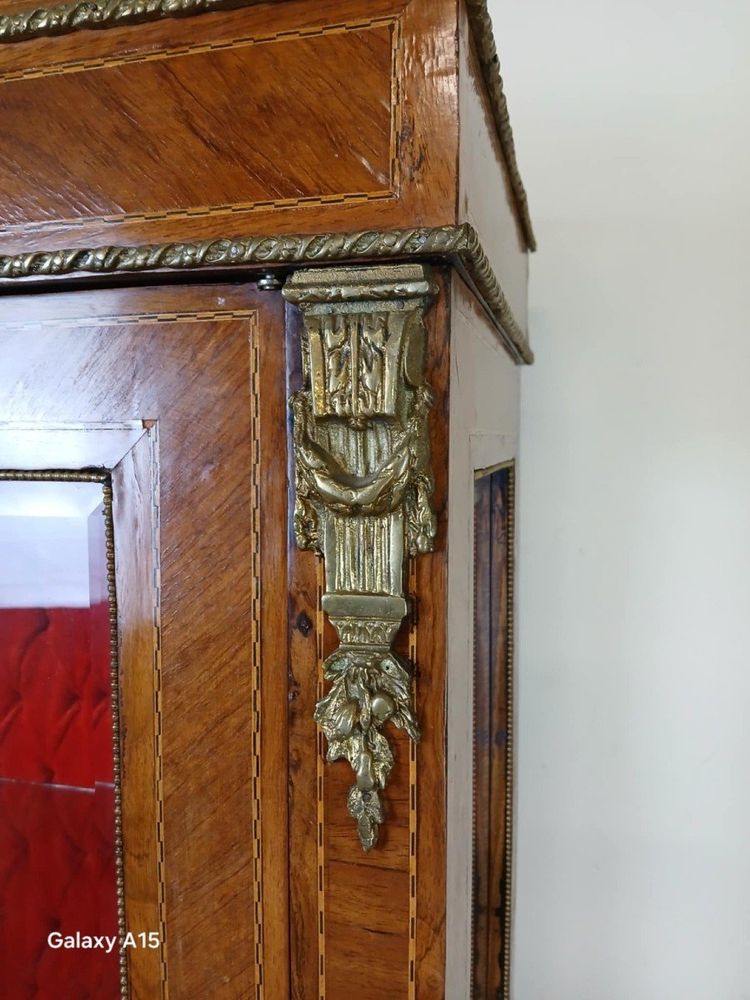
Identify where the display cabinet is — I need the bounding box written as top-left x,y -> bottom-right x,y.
0,0 -> 534,996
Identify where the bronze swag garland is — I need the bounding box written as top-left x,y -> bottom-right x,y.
285,263 -> 437,850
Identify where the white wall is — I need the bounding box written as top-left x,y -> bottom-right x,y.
485,2 -> 750,997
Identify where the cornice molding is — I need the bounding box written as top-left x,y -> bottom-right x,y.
0,0 -> 535,252
0,224 -> 533,363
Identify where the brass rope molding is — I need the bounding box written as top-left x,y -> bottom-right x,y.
0,0 -> 535,252
0,224 -> 534,363
0,0 -> 242,40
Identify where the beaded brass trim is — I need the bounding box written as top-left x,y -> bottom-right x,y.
502,463 -> 516,999
0,224 -> 533,363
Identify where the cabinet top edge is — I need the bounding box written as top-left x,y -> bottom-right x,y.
0,0 -> 536,253
462,0 -> 535,251
0,223 -> 534,364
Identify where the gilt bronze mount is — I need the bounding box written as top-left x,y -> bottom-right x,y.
284,264 -> 437,850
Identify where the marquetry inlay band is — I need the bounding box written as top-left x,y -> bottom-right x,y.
0,14 -> 404,237
407,556 -> 418,998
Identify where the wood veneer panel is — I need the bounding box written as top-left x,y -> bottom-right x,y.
286,271 -> 449,1000
413,275 -> 450,1000
0,282 -> 289,999
256,281 -> 292,1000
285,301 -> 321,1000
324,734 -> 410,1000
113,433 -> 163,1000
0,0 -> 460,253
0,22 -> 394,227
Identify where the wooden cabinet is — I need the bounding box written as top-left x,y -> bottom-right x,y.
0,1 -> 533,997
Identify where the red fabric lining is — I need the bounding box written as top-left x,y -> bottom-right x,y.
0,781 -> 119,998
0,604 -> 118,999
0,607 -> 113,787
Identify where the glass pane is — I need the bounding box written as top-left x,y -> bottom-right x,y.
472,465 -> 514,1000
0,477 -> 121,998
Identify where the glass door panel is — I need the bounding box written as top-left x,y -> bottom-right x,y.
472,464 -> 515,1000
0,475 -> 121,999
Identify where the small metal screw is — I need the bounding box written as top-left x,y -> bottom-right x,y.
256,272 -> 283,291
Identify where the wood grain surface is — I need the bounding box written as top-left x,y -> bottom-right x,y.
0,0 -> 460,255
0,18 -> 395,225
413,278 -> 450,1000
285,272 -> 450,1000
0,282 -> 288,999
112,433 -> 164,999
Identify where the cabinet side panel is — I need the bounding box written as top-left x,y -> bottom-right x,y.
447,273 -> 520,999
458,2 -> 529,334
